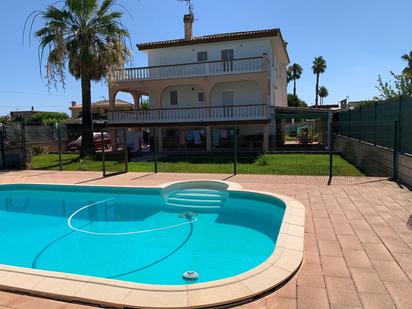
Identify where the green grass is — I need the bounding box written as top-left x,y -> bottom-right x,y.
31,153 -> 363,176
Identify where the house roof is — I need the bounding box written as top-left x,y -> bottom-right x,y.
70,99 -> 133,110
137,28 -> 286,51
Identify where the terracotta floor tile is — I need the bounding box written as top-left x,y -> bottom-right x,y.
343,249 -> 372,269
337,235 -> 363,250
325,277 -> 361,307
384,282 -> 412,309
265,297 -> 296,309
318,240 -> 343,256
315,228 -> 337,241
371,260 -> 410,283
362,243 -> 394,261
297,286 -> 329,309
272,278 -> 296,299
349,267 -> 387,294
296,262 -> 325,288
334,223 -> 355,236
0,291 -> 21,306
237,298 -> 267,309
321,256 -> 350,278
8,295 -> 66,309
358,292 -> 396,309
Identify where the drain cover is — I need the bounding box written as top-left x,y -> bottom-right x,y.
183,271 -> 199,280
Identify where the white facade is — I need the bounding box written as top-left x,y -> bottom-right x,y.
143,37 -> 288,108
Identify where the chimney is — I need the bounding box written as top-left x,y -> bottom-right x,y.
183,12 -> 194,40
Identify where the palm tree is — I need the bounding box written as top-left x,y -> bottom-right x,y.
312,56 -> 327,106
318,86 -> 329,105
28,0 -> 130,156
401,51 -> 412,80
287,63 -> 303,106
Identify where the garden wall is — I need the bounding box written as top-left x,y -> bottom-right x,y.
334,135 -> 412,187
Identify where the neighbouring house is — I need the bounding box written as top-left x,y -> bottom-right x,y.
10,107 -> 42,121
67,99 -> 135,141
69,99 -> 134,120
106,11 -> 290,152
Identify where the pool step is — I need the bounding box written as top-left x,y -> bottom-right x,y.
165,189 -> 227,209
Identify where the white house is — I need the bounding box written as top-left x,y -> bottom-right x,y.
107,11 -> 289,152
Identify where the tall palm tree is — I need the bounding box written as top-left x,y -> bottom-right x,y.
28,0 -> 130,156
287,63 -> 303,105
318,86 -> 329,105
312,56 -> 327,106
401,51 -> 412,80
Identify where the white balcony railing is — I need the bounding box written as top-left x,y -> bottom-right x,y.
108,104 -> 270,124
113,57 -> 269,81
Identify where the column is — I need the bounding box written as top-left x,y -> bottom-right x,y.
263,124 -> 270,152
157,128 -> 164,153
206,126 -> 212,152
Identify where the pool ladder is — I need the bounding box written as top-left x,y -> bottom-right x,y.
165,189 -> 227,209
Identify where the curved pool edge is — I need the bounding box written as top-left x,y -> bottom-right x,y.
0,180 -> 305,309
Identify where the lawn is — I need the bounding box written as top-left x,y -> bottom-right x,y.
31,153 -> 363,176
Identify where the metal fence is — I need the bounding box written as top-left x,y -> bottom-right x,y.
334,96 -> 412,155
1,103 -> 411,187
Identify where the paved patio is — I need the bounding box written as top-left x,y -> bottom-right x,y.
0,171 -> 411,309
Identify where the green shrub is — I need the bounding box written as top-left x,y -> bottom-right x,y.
27,112 -> 69,125
31,145 -> 47,156
256,154 -> 269,166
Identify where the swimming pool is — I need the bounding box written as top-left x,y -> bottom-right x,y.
0,180 -> 304,307
0,181 -> 284,285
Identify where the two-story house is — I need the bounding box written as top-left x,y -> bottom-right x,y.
107,12 -> 289,152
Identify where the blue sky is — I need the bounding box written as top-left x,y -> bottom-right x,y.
0,0 -> 411,116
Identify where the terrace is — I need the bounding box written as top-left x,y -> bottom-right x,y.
0,171 -> 411,309
112,56 -> 270,82
108,104 -> 271,126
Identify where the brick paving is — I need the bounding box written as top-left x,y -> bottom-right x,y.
0,171 -> 411,309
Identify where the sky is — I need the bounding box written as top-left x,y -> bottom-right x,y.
0,0 -> 411,116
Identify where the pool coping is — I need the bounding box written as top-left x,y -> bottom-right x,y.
0,180 -> 305,308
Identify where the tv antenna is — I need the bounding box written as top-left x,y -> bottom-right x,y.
179,0 -> 194,13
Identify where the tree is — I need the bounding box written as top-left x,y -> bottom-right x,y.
318,86 -> 329,105
375,72 -> 412,100
27,0 -> 130,156
27,112 -> 69,125
312,56 -> 327,106
287,63 -> 303,106
287,94 -> 308,107
401,51 -> 412,80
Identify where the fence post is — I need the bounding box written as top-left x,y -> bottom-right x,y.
0,125 -> 5,169
56,123 -> 63,171
154,127 -> 158,173
392,121 -> 399,181
233,127 -> 237,175
373,102 -> 377,146
398,95 -> 403,152
123,128 -> 128,173
328,112 -> 333,185
101,129 -> 106,177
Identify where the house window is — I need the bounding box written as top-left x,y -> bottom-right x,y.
221,49 -> 234,72
198,92 -> 205,102
197,51 -> 208,62
221,49 -> 234,61
170,91 -> 178,106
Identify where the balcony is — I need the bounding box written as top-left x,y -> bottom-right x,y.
108,104 -> 271,126
113,57 -> 269,81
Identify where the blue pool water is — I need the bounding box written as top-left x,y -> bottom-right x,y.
0,183 -> 285,285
